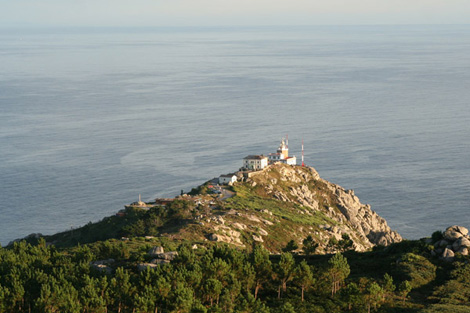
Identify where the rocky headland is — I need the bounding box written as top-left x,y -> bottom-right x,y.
200,163 -> 402,253
13,163 -> 403,254
243,164 -> 403,251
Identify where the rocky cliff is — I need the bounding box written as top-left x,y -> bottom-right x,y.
240,164 -> 402,251
186,163 -> 402,253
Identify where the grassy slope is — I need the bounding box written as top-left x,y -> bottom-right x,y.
15,170 -> 470,311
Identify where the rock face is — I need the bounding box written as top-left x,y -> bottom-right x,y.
433,226 -> 470,261
208,225 -> 244,246
164,163 -> 401,253
139,247 -> 179,270
245,164 -> 402,252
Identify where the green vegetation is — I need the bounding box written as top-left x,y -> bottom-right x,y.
223,182 -> 336,251
1,236 -> 470,312
44,200 -> 198,248
3,164 -> 468,311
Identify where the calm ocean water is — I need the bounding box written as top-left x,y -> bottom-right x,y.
1,25 -> 469,245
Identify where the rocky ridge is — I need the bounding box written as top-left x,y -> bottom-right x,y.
202,163 -> 402,253
247,164 -> 402,251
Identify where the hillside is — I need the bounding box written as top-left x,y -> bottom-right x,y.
5,164 -> 470,312
41,163 -> 401,253
230,164 -> 402,251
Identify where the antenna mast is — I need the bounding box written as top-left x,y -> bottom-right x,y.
301,138 -> 305,167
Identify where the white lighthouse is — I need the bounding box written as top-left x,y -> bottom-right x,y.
268,137 -> 296,165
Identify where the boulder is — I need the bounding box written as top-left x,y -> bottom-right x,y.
148,246 -> 164,257
442,248 -> 455,261
233,223 -> 247,230
457,237 -> 470,248
263,219 -> 274,226
258,228 -> 268,236
457,247 -> 469,256
443,226 -> 468,241
253,235 -> 264,242
209,227 -> 244,246
155,251 -> 178,261
247,215 -> 261,223
90,260 -> 114,274
261,209 -> 273,216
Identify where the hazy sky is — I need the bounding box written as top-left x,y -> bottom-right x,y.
1,0 -> 469,27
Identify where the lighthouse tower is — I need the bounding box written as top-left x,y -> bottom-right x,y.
277,138 -> 289,160
268,136 -> 296,165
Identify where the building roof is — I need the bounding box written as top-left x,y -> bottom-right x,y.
243,155 -> 268,160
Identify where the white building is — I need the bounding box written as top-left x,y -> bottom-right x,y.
268,138 -> 296,165
219,174 -> 237,185
243,155 -> 269,170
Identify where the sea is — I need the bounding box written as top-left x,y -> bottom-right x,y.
1,25 -> 469,246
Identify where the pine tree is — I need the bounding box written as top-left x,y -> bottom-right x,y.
276,252 -> 296,299
398,280 -> 412,304
294,261 -> 315,302
171,282 -> 194,313
80,275 -> 107,313
328,253 -> 350,296
340,282 -> 362,311
365,282 -> 383,313
302,235 -> 318,258
382,273 -> 396,302
203,278 -> 223,306
282,240 -> 299,253
109,267 -> 135,313
250,244 -> 272,300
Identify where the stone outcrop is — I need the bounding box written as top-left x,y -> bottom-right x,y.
208,225 -> 244,246
432,226 -> 470,261
154,251 -> 178,261
139,247 -> 179,270
90,259 -> 114,274
443,225 -> 468,241
148,246 -> 165,257
245,164 -> 402,252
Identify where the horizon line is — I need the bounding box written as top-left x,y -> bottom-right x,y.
1,23 -> 469,30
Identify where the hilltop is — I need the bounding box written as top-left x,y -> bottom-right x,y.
6,164 -> 470,312
41,163 -> 401,253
